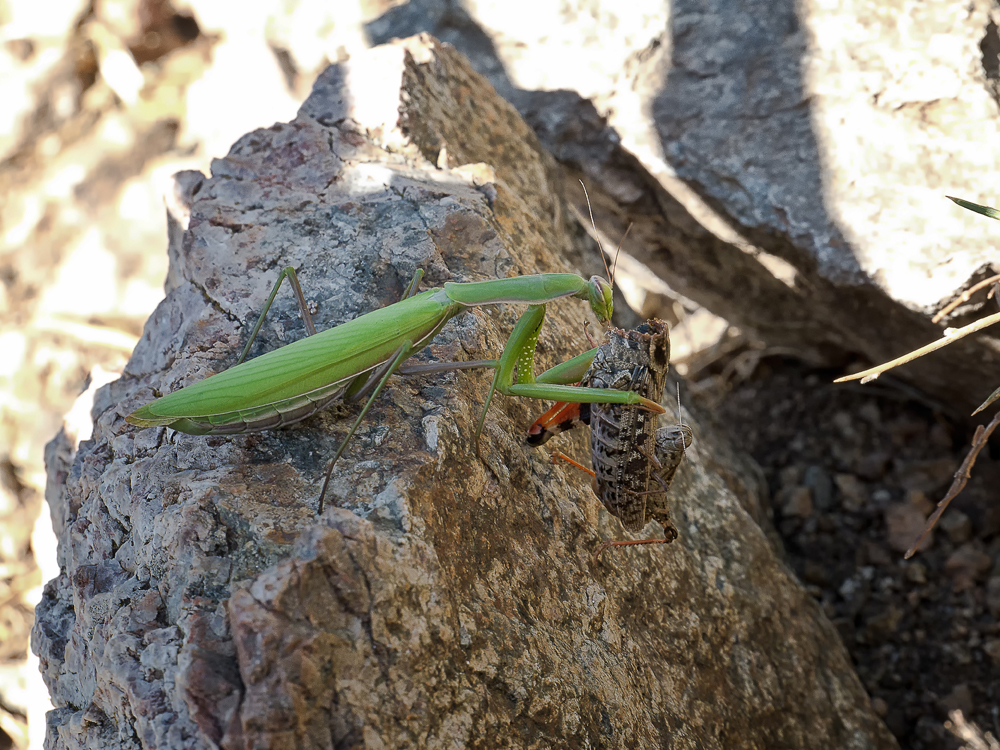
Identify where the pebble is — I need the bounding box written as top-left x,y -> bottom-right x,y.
803,559 -> 830,586
863,541 -> 891,567
855,452 -> 889,481
929,422 -> 952,449
803,465 -> 833,510
885,502 -> 931,554
897,457 -> 958,494
781,486 -> 814,518
834,473 -> 866,512
865,604 -> 904,641
871,488 -> 892,505
779,465 -> 803,488
983,639 -> 1000,665
986,576 -> 1000,618
906,489 -> 934,516
858,401 -> 881,426
939,509 -> 971,544
871,697 -> 889,718
832,411 -> 855,439
905,562 -> 927,584
944,544 -> 992,592
938,683 -> 973,717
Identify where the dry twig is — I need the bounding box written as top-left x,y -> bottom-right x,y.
931,273 -> 1000,323
833,311 -> 1000,385
904,409 -> 1000,558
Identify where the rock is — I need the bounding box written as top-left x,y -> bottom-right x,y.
939,683 -> 974,719
939,509 -> 972,544
32,36 -> 896,750
944,544 -> 993,592
368,0 -> 1000,420
906,489 -> 935,517
905,562 -> 927,585
986,578 -> 1000,620
781,486 -> 814,518
855,452 -> 889,482
864,605 -> 904,643
983,639 -> 1000,665
896,457 -> 958,495
779,464 -> 804,488
884,503 -> 931,554
835,473 -> 868,512
871,697 -> 889,718
862,541 -> 891,568
803,465 -> 833,511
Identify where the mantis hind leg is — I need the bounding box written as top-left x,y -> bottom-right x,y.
317,340 -> 419,513
238,267 -> 425,365
237,266 -> 318,365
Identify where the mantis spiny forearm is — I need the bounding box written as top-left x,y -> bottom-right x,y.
527,319 -> 694,555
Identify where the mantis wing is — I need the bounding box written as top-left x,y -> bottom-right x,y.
127,288 -> 455,433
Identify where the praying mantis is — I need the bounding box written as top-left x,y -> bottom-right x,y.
126,264 -> 666,511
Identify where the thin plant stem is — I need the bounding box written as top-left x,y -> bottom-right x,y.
931,274 -> 1000,323
834,312 -> 1000,385
905,409 -> 1000,559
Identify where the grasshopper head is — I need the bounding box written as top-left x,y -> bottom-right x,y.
587,275 -> 614,324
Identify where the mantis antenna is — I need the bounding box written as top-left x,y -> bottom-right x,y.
579,181 -> 611,284
578,179 -> 631,298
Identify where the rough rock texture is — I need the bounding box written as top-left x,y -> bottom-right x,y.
367,0 -> 1000,419
34,36 -> 896,750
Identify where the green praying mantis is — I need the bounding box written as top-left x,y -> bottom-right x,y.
127,244 -> 666,511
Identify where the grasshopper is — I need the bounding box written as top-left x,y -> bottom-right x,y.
527,319 -> 693,553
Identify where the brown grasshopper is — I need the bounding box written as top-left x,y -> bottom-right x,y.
527,319 -> 693,555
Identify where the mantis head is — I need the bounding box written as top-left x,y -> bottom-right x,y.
576,181 -> 620,326
587,275 -> 614,324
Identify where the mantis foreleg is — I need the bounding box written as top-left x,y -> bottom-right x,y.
473,304 -> 664,452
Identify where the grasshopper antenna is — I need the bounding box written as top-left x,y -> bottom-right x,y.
611,223 -> 631,288
675,383 -> 689,451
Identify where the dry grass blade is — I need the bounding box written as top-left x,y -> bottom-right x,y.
931,273 -> 1000,323
833,311 -> 1000,385
974,384 -> 1000,415
944,709 -> 1000,750
904,409 -> 1000,558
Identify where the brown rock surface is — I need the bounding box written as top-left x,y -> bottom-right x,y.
33,37 -> 896,750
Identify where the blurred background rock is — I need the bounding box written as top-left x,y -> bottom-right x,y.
0,2 -> 379,747
4,1 -> 1000,749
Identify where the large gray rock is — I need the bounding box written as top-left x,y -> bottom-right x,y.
368,0 -> 1000,418
34,36 -> 896,750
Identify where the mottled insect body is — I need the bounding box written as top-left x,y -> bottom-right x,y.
641,423 -> 694,541
583,320 -> 673,532
528,318 -> 693,548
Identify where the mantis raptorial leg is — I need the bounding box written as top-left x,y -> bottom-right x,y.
527,319 -> 694,555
